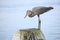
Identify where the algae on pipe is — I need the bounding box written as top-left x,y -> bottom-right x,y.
12,29 -> 45,40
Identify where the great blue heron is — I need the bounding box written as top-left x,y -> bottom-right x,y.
24,6 -> 53,30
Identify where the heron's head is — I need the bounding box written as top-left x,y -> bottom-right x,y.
27,10 -> 32,16
24,10 -> 34,18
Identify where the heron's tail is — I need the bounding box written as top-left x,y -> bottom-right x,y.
49,7 -> 53,9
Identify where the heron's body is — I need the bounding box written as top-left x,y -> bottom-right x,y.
32,6 -> 52,15
25,6 -> 53,18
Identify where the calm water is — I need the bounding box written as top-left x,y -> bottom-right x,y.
0,0 -> 60,40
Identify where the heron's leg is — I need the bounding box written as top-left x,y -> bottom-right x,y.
38,15 -> 41,30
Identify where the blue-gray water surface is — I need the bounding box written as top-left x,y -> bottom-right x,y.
0,0 -> 60,40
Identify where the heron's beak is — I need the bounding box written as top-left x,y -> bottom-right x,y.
24,13 -> 27,18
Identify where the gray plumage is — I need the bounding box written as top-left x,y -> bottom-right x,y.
24,6 -> 53,29
24,6 -> 53,18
